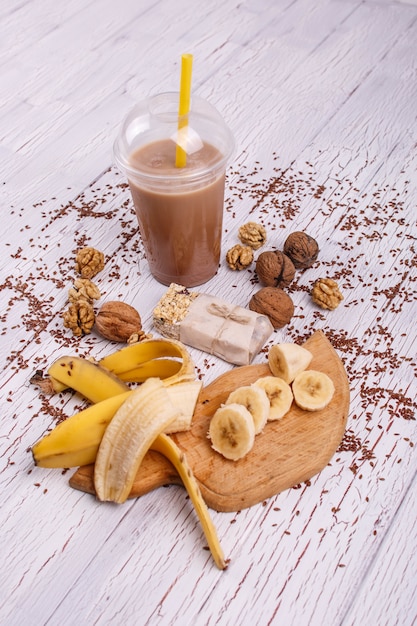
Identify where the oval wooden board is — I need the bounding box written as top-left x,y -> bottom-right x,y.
70,330 -> 350,512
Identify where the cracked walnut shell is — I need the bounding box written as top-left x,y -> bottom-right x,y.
75,247 -> 105,279
256,250 -> 295,288
63,300 -> 95,337
238,222 -> 267,250
249,287 -> 294,329
226,244 -> 254,270
312,278 -> 344,310
283,232 -> 319,269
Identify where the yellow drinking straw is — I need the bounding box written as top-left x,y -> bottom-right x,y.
175,53 -> 193,168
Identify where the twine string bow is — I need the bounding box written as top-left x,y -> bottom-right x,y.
206,302 -> 251,326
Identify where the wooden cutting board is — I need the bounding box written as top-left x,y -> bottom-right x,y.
70,330 -> 350,512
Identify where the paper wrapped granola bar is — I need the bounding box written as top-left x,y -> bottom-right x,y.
153,283 -> 274,365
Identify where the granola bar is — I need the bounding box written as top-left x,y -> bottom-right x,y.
153,283 -> 274,365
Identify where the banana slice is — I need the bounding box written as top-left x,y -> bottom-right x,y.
225,385 -> 269,434
268,342 -> 313,384
292,370 -> 335,411
94,377 -> 180,503
208,403 -> 256,461
253,376 -> 293,420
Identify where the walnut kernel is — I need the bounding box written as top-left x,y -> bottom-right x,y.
68,278 -> 101,303
249,287 -> 294,329
312,278 -> 344,310
256,250 -> 295,288
283,232 -> 319,269
226,244 -> 254,270
95,301 -> 142,342
75,247 -> 105,279
127,331 -> 153,344
63,300 -> 95,336
238,222 -> 267,250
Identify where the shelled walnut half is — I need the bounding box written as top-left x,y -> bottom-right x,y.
238,222 -> 267,250
226,244 -> 254,270
312,278 -> 343,310
63,300 -> 95,336
68,278 -> 101,303
75,247 -> 105,279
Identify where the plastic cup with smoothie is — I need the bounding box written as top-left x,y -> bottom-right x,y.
113,92 -> 235,287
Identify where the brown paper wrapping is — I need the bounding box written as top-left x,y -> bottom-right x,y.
179,294 -> 274,365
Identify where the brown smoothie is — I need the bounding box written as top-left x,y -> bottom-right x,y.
128,139 -> 225,287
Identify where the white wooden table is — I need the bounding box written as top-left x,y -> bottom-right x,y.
1,1 -> 416,624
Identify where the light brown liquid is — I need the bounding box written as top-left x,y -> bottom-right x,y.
128,139 -> 225,287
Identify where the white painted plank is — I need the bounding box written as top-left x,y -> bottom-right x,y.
1,1 -> 417,625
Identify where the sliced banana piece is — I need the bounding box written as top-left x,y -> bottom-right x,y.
253,376 -> 293,420
94,377 -> 180,503
292,370 -> 335,411
225,385 -> 269,434
268,343 -> 313,384
208,403 -> 255,461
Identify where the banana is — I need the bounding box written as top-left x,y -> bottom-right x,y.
164,380 -> 203,433
98,338 -> 195,385
252,376 -> 293,421
115,358 -> 185,384
32,392 -> 131,468
36,338 -> 195,397
292,370 -> 335,411
93,378 -> 227,569
151,434 -> 226,569
225,385 -> 269,434
32,378 -> 202,468
94,378 -> 180,503
208,403 -> 256,461
268,343 -> 313,384
48,356 -> 129,402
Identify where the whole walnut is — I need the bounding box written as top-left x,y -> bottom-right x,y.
95,301 -> 142,342
283,232 -> 319,269
249,287 -> 294,329
256,250 -> 295,288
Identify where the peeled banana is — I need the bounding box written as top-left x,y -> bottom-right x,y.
93,377 -> 226,569
164,380 -> 203,433
94,378 -> 180,503
225,385 -> 269,434
292,370 -> 335,411
208,403 -> 256,461
32,379 -> 202,468
253,376 -> 293,421
268,343 -> 313,384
